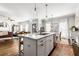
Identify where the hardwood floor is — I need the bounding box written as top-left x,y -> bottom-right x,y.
0,39 -> 75,56
50,43 -> 74,56
0,39 -> 19,56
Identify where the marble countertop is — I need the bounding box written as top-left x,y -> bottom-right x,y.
18,32 -> 55,40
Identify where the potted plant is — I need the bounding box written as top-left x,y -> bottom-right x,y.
70,26 -> 79,31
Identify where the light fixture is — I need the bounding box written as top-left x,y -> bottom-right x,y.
34,3 -> 38,19
34,3 -> 36,12
45,4 -> 48,19
7,16 -> 15,22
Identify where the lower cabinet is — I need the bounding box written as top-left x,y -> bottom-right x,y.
23,35 -> 53,56
37,42 -> 46,56
49,35 -> 53,52
37,35 -> 53,56
45,38 -> 50,56
24,38 -> 36,56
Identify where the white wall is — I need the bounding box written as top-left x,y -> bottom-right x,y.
75,6 -> 79,27
51,14 -> 75,39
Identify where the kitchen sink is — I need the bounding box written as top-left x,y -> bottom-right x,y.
38,33 -> 49,35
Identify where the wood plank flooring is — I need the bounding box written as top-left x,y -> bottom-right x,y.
0,39 -> 75,56
50,39 -> 74,56
50,43 -> 74,56
0,39 -> 19,56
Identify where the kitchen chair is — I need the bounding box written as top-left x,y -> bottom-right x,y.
55,32 -> 61,43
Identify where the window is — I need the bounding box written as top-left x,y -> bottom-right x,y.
25,24 -> 29,32
59,22 -> 68,39
20,23 -> 29,32
46,22 -> 51,32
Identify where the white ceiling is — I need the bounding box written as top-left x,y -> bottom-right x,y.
0,3 -> 79,22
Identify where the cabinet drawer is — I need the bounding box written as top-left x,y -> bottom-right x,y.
24,38 -> 36,45
49,35 -> 53,39
37,38 -> 46,45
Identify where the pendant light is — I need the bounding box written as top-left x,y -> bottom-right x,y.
45,4 -> 48,20
34,3 -> 38,19
8,17 -> 15,21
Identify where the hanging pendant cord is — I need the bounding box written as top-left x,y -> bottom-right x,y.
34,3 -> 36,11
34,3 -> 38,19
45,4 -> 48,18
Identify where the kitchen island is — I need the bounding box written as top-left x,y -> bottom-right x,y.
18,32 -> 54,56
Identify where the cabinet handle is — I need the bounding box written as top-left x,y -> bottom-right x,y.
50,40 -> 52,41
27,45 -> 31,47
40,40 -> 43,42
40,44 -> 43,46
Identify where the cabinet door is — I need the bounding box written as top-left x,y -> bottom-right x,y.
37,38 -> 46,56
24,38 -> 36,56
37,42 -> 45,56
49,35 -> 53,52
45,37 -> 50,56
45,36 -> 53,56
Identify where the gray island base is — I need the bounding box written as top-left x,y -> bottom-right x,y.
18,33 -> 54,56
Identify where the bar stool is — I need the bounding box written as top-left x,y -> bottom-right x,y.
19,38 -> 24,56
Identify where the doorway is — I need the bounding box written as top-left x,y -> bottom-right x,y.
59,22 -> 68,39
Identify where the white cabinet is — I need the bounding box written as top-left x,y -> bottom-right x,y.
45,35 -> 53,56
37,38 -> 46,56
45,37 -> 50,56
37,42 -> 46,56
24,38 -> 36,56
23,34 -> 54,56
37,35 -> 53,56
49,35 -> 53,52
